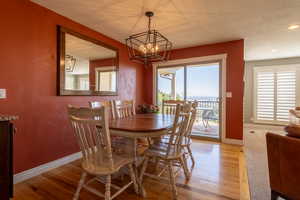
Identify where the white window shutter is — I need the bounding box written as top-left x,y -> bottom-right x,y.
256,71 -> 275,121
276,71 -> 296,121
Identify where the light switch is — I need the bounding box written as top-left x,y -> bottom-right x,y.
0,89 -> 6,99
226,92 -> 232,98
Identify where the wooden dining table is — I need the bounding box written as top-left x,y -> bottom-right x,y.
109,113 -> 175,137
108,113 -> 175,197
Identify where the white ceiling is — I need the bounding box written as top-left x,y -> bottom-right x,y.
32,0 -> 300,61
66,33 -> 116,60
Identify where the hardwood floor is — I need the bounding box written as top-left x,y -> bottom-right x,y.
13,140 -> 250,200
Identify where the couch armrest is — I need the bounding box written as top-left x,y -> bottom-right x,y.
266,132 -> 300,199
266,133 -> 282,192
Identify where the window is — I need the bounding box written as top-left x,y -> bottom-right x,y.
95,66 -> 117,92
253,64 -> 300,124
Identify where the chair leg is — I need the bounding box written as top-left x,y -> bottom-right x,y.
147,137 -> 152,146
202,119 -> 207,128
139,157 -> 149,183
271,190 -> 279,200
180,155 -> 190,181
105,175 -> 111,200
167,161 -> 178,200
73,172 -> 87,200
128,164 -> 139,194
154,157 -> 160,172
186,145 -> 195,167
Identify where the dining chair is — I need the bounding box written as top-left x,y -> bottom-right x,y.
153,99 -> 186,152
112,99 -> 150,149
162,100 -> 185,115
67,105 -> 138,200
112,100 -> 136,119
157,101 -> 198,174
89,101 -> 116,119
140,103 -> 192,200
182,101 -> 198,167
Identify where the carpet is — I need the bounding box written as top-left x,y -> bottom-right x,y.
243,124 -> 285,200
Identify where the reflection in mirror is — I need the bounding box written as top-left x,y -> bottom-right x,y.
95,66 -> 117,92
59,28 -> 118,95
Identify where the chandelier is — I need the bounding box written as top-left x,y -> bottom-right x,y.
125,11 -> 172,65
65,54 -> 76,72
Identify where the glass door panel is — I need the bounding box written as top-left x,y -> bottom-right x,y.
157,66 -> 184,106
186,63 -> 220,139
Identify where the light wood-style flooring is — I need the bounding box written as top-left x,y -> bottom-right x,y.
13,140 -> 250,200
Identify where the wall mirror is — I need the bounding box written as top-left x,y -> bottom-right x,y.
57,26 -> 119,96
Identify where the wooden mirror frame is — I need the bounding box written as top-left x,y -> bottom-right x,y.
57,25 -> 119,96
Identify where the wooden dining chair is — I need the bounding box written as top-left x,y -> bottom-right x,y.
112,100 -> 136,119
67,105 -> 138,200
89,101 -> 115,119
182,101 -> 198,167
140,103 -> 192,200
157,101 -> 198,176
162,100 -> 185,115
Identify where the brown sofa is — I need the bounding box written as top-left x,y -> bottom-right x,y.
266,132 -> 300,200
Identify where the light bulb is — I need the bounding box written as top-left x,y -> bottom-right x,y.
139,44 -> 144,50
139,44 -> 146,54
146,43 -> 152,49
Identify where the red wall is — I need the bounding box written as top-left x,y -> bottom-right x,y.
145,40 -> 245,140
89,58 -> 117,90
0,0 -> 145,173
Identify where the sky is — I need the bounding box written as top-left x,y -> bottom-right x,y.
158,64 -> 219,98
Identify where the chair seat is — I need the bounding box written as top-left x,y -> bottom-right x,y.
158,135 -> 192,146
82,152 -> 133,175
145,142 -> 183,160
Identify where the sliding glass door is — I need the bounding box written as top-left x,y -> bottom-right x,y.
156,62 -> 221,139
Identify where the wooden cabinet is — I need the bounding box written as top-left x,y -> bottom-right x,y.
0,120 -> 14,200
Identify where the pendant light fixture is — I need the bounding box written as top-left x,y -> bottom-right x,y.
125,11 -> 172,65
65,54 -> 76,72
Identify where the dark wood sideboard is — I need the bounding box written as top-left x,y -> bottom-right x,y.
0,118 -> 16,200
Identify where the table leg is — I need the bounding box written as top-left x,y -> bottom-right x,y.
133,138 -> 146,197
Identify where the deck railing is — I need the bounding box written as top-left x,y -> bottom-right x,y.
194,100 -> 219,109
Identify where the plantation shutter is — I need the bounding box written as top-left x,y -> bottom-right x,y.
256,71 -> 275,121
254,65 -> 299,124
276,71 -> 296,121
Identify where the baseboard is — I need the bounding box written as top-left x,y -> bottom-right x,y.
244,123 -> 285,132
14,152 -> 82,184
223,138 -> 244,145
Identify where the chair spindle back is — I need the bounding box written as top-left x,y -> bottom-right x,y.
67,105 -> 114,170
166,103 -> 192,158
89,101 -> 115,119
162,100 -> 185,115
112,100 -> 136,119
184,101 -> 198,143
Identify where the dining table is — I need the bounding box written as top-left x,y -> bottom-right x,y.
108,113 -> 175,197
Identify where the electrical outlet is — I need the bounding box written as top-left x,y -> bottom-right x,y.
0,89 -> 6,99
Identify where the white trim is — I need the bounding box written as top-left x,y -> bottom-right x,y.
14,152 -> 82,184
152,54 -> 231,143
222,138 -> 244,145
